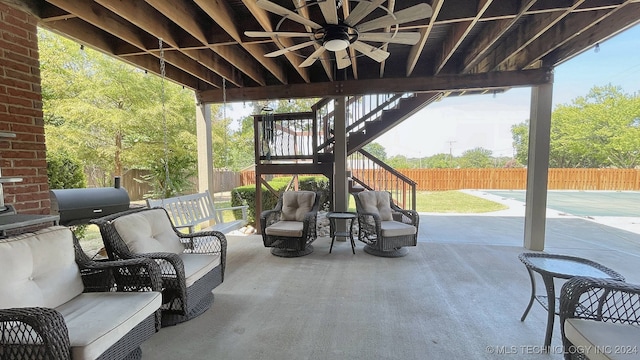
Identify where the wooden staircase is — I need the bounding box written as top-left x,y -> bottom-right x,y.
253,92 -> 442,211
346,92 -> 442,153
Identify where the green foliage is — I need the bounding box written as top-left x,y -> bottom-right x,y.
46,150 -> 88,239
231,176 -> 330,225
138,151 -> 197,198
40,29 -> 198,188
46,150 -> 87,189
457,147 -> 494,168
363,142 -> 387,161
512,84 -> 640,168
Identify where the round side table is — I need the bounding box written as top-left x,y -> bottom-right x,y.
326,212 -> 357,254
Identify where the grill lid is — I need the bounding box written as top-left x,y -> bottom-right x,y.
50,178 -> 130,226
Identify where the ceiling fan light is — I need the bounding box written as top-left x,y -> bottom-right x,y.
324,38 -> 350,51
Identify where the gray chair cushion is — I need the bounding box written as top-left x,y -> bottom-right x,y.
281,191 -> 316,221
357,191 -> 393,221
264,221 -> 305,237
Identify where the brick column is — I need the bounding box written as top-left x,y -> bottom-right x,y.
0,3 -> 50,214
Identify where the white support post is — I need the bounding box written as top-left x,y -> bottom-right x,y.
524,82 -> 553,250
196,100 -> 214,194
334,97 -> 348,212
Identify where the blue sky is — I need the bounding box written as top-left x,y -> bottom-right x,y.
229,23 -> 640,158
377,23 -> 640,158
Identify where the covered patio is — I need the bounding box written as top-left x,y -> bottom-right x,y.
1,1 -> 640,358
140,208 -> 640,359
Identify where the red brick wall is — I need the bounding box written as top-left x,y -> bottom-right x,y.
0,3 -> 50,214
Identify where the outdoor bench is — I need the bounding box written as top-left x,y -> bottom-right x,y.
0,226 -> 162,360
146,190 -> 248,234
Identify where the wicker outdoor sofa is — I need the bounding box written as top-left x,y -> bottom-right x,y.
91,207 -> 226,326
0,226 -> 163,360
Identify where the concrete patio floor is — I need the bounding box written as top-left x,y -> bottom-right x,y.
141,192 -> 640,359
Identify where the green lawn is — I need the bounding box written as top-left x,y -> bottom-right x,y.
415,190 -> 508,213
78,190 -> 505,254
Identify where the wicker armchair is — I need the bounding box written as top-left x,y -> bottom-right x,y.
91,207 -> 226,327
353,191 -> 419,257
261,191 -> 320,257
560,276 -> 640,360
0,226 -> 162,360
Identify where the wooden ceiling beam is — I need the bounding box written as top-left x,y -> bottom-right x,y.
192,0 -> 291,85
473,0 -> 588,73
95,0 -> 179,48
46,0 -> 152,50
434,0 -> 493,75
198,67 -> 553,103
40,19 -> 204,90
145,0 -> 267,86
406,0 -> 444,76
241,0 -> 308,83
543,2 -> 640,66
98,0 -> 242,87
294,0 -> 332,81
44,0 -> 220,87
460,0 -> 537,73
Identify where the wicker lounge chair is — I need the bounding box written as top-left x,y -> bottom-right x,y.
0,226 -> 162,360
261,191 -> 320,257
560,276 -> 640,360
353,191 -> 419,257
91,207 -> 226,327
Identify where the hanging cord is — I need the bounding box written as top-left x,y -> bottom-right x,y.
159,38 -> 171,197
223,78 -> 228,168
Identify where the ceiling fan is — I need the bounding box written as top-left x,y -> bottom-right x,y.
244,0 -> 433,69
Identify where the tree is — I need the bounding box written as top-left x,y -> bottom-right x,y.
458,147 -> 493,168
511,120 -> 529,166
362,142 -> 387,161
424,153 -> 453,168
511,85 -> 640,168
40,29 -> 199,189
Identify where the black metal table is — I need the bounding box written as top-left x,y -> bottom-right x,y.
326,212 -> 356,254
518,253 -> 625,350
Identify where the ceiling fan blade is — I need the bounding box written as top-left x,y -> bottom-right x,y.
335,49 -> 351,69
344,0 -> 386,27
245,31 -> 313,38
356,3 -> 433,33
300,47 -> 327,67
255,0 -> 322,30
357,32 -> 421,45
319,0 -> 339,25
265,40 -> 316,57
350,41 -> 389,62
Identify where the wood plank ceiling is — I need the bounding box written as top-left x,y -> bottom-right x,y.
22,0 -> 640,103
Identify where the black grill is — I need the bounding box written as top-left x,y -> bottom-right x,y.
50,178 -> 130,226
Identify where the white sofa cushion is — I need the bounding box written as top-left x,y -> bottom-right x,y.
181,253 -> 220,287
113,209 -> 185,254
281,191 -> 315,221
0,226 -> 84,309
380,221 -> 417,237
264,221 -> 304,237
357,192 -> 393,221
564,318 -> 640,360
57,292 -> 161,360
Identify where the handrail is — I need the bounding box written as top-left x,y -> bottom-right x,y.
314,93 -> 412,154
349,148 -> 417,211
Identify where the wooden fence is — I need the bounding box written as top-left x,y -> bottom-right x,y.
241,168 -> 640,191
88,169 -> 242,201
